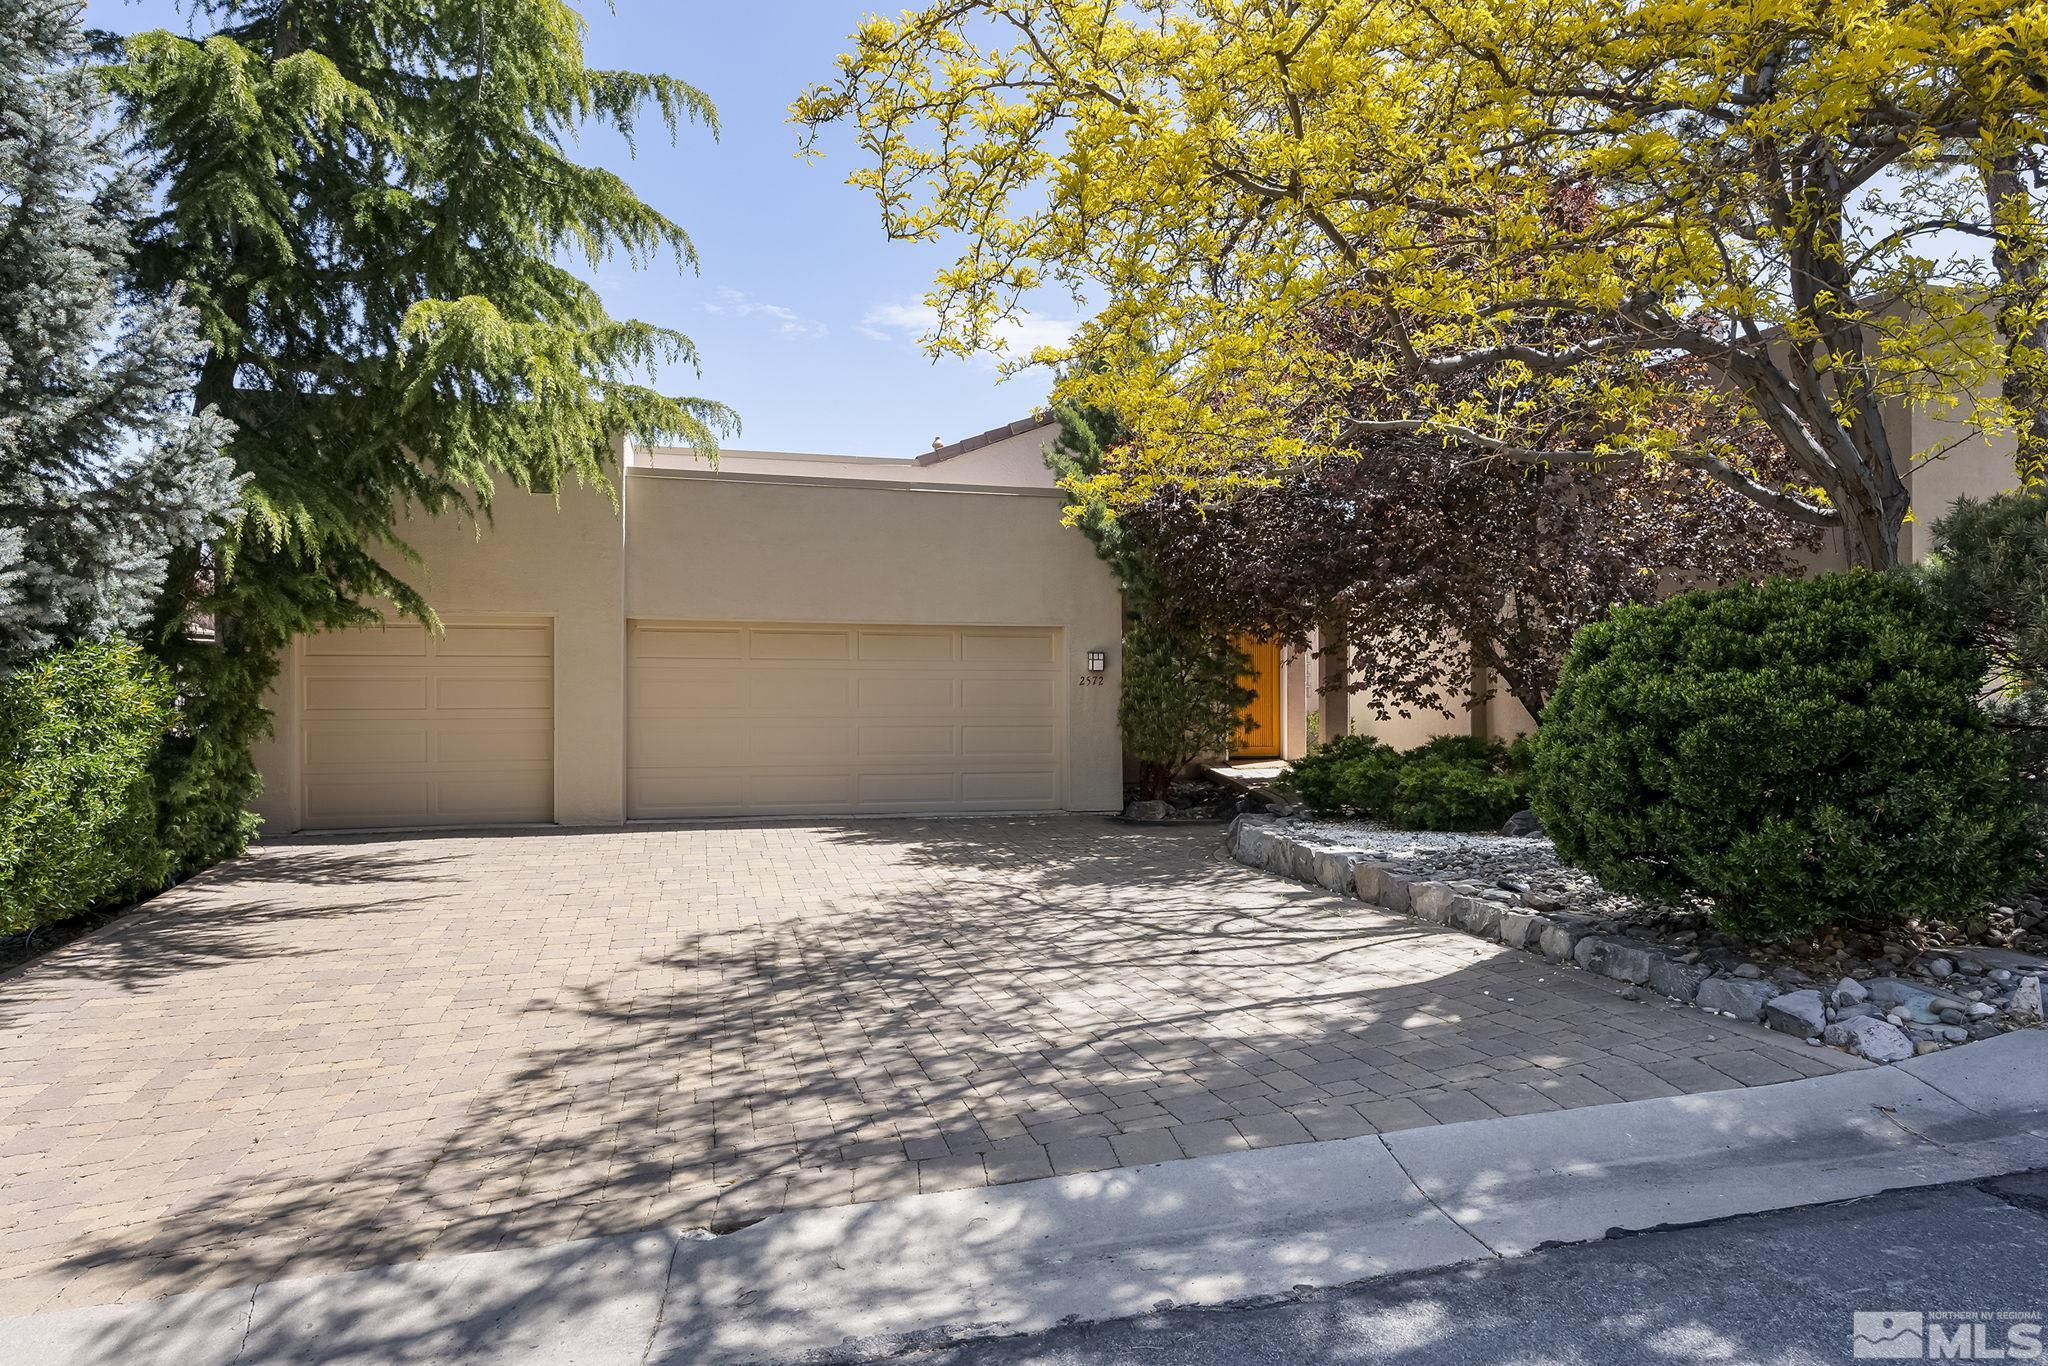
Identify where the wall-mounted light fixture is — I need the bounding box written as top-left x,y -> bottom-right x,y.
1086,649 -> 1107,673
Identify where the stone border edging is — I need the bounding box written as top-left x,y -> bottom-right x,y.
1225,815 -> 2040,1064
9,1032 -> 2044,1366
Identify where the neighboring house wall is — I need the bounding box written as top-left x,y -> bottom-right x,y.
251,457 -> 1123,832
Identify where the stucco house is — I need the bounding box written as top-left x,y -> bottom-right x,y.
250,420 -> 1137,832
248,400 -> 2022,834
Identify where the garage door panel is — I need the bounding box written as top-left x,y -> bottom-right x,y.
857,675 -> 956,711
635,717 -> 749,765
748,671 -> 853,713
629,621 -> 1061,818
961,677 -> 1055,711
305,627 -> 428,658
747,772 -> 858,807
433,725 -> 552,766
436,773 -> 553,823
962,770 -> 1058,804
962,725 -> 1056,757
636,627 -> 745,660
858,630 -> 954,662
857,724 -> 958,757
305,778 -> 432,827
438,624 -> 551,658
962,632 -> 1055,664
856,773 -> 958,805
630,772 -> 727,813
751,629 -> 853,661
751,723 -> 856,761
299,621 -> 553,830
632,669 -> 746,713
433,674 -> 551,712
305,675 -> 430,713
304,727 -> 431,768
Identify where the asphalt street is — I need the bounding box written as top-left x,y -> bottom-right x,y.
897,1171 -> 2048,1365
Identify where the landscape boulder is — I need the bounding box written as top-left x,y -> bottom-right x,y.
1821,1016 -> 1917,1064
1572,935 -> 1661,986
1763,989 -> 1827,1039
1696,975 -> 1779,1022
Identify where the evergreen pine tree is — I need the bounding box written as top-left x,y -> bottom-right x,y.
0,0 -> 235,666
110,1 -> 732,867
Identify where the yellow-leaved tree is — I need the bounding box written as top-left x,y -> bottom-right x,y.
795,0 -> 2048,569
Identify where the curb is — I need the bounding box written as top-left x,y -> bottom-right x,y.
1225,814 -> 2038,1061
9,1032 -> 2045,1366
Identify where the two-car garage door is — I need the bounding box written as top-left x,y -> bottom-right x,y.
295,618 -> 1064,828
627,621 -> 1063,819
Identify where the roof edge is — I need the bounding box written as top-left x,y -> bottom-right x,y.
914,414 -> 1057,466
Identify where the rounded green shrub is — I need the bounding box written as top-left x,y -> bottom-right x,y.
1283,731 -> 1529,830
1387,737 -> 1530,831
0,640 -> 175,936
1283,734 -> 1396,813
1531,572 -> 2031,939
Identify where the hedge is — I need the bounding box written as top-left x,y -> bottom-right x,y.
0,639 -> 175,936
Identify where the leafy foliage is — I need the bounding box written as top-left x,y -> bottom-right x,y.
0,640 -> 174,936
0,0 -> 235,666
1284,733 -> 1530,831
1532,573 -> 2032,939
1118,626 -> 1253,801
1922,490 -> 2048,688
1284,734 -> 1398,815
110,0 -> 731,869
1119,417 -> 1815,720
1922,489 -> 2048,833
799,0 -> 2048,568
1045,396 -> 1161,608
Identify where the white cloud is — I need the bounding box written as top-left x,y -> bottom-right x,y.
703,286 -> 828,340
857,301 -> 1075,362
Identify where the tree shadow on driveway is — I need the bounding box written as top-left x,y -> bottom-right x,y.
6,817 -> 1842,1318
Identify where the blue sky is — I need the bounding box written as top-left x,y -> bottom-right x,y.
95,0 -> 1067,458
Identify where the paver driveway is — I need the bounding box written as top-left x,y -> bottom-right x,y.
0,816 -> 1856,1316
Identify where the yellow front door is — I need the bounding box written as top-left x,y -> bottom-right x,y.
1232,636 -> 1282,759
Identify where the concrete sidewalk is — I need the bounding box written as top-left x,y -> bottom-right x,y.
9,1029 -> 2044,1366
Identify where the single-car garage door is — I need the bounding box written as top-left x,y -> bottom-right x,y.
629,621 -> 1062,818
298,620 -> 554,830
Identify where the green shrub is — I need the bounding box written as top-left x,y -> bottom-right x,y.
1386,738 -> 1531,831
0,640 -> 175,936
1921,488 -> 2048,687
1922,490 -> 2048,833
1282,731 -> 1530,830
1531,572 -> 2031,940
1119,626 -> 1254,800
1283,734 -> 1397,814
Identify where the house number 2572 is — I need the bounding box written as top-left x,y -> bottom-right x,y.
1077,674 -> 1105,686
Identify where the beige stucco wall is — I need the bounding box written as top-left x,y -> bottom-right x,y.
253,458 -> 1122,831
1904,403 -> 2022,564
624,467 -> 1123,811
250,470 -> 629,833
636,423 -> 1062,490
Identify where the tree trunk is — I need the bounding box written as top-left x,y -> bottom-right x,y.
1984,154 -> 2048,485
1316,618 -> 1350,742
1139,760 -> 1176,801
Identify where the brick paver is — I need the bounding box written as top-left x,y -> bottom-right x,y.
0,817 -> 1859,1314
